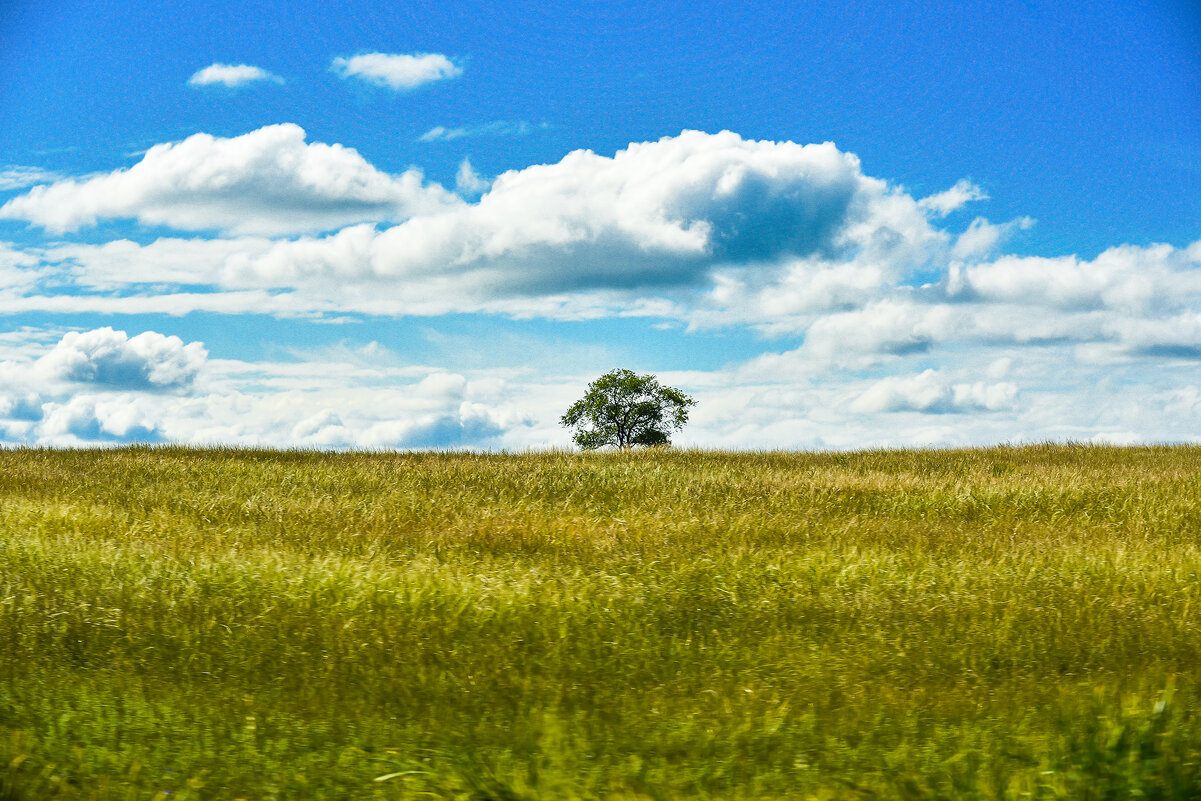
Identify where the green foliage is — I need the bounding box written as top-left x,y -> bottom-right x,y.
2,445 -> 1201,798
560,368 -> 695,450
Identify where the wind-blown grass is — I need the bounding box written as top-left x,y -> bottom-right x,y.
2,445 -> 1200,799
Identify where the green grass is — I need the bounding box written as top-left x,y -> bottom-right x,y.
2,445 -> 1201,799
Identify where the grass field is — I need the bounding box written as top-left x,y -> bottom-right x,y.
2,445 -> 1201,799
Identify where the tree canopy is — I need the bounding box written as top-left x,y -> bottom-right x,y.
560,369 -> 696,450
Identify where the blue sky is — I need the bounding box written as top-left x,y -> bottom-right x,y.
0,0 -> 1199,448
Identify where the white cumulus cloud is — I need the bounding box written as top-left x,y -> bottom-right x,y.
37,327 -> 207,391
795,301 -> 958,367
0,129 -> 948,316
0,124 -> 460,235
213,130 -> 942,303
332,52 -> 462,90
949,242 -> 1201,315
187,63 -> 283,88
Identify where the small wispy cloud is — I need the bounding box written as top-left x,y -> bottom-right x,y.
331,52 -> 462,91
455,159 -> 490,195
951,215 -> 1036,260
0,166 -> 60,191
187,63 -> 283,88
418,120 -> 537,143
918,179 -> 987,217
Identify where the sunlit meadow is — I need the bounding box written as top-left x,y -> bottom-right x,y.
2,445 -> 1201,799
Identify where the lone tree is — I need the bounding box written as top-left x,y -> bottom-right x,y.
561,369 -> 696,450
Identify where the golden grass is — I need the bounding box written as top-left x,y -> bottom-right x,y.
1,444 -> 1200,799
